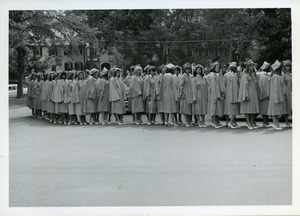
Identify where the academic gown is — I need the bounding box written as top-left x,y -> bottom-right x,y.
238,73 -> 259,114
56,79 -> 68,113
45,80 -> 54,113
32,80 -> 42,110
173,74 -> 183,113
283,72 -> 292,116
127,75 -> 144,113
258,72 -> 271,115
94,78 -> 101,113
64,80 -> 75,115
75,80 -> 86,115
41,80 -> 48,111
162,73 -> 177,114
26,80 -> 34,109
224,71 -> 240,116
124,76 -> 133,112
193,75 -> 208,115
84,76 -> 96,114
156,74 -> 164,113
97,78 -> 110,112
206,72 -> 224,117
109,77 -> 126,114
179,74 -> 196,115
267,74 -> 286,116
143,75 -> 158,114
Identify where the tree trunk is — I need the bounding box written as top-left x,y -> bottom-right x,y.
16,47 -> 25,98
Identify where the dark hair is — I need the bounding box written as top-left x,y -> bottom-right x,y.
210,64 -> 220,73
195,66 -> 204,77
166,67 -> 174,74
60,71 -> 67,79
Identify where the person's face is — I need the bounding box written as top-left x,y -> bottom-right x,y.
185,67 -> 191,74
215,65 -> 220,72
196,67 -> 202,75
50,74 -> 54,79
93,73 -> 99,79
286,66 -> 291,72
249,65 -> 254,71
79,73 -> 84,80
175,69 -> 179,76
116,71 -> 120,78
150,68 -> 156,77
137,69 -> 142,76
61,74 -> 66,79
32,75 -> 36,80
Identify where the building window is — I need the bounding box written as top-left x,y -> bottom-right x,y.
75,62 -> 83,70
49,46 -> 57,56
205,49 -> 209,56
35,47 -> 41,57
198,49 -> 202,57
188,48 -> 192,57
214,49 -> 219,56
79,46 -> 83,55
51,65 -> 56,72
223,49 -> 228,56
64,62 -> 73,71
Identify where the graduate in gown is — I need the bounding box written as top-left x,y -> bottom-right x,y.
206,62 -> 224,128
127,66 -> 144,125
143,66 -> 158,125
173,65 -> 183,124
143,65 -> 151,123
109,68 -> 127,125
282,60 -> 292,127
162,63 -> 177,126
46,73 -> 56,123
193,64 -> 208,127
97,68 -> 111,125
258,61 -> 272,127
65,71 -> 76,125
57,71 -> 68,124
27,72 -> 36,117
267,60 -> 286,130
238,59 -> 260,129
40,74 -> 49,119
75,71 -> 87,125
179,63 -> 196,127
85,69 -> 97,124
93,69 -> 101,124
156,64 -> 165,124
224,62 -> 240,128
32,73 -> 43,119
124,66 -> 135,122
52,73 -> 61,123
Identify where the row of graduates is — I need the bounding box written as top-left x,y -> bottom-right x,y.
26,58 -> 292,129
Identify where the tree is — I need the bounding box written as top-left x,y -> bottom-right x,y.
9,10 -> 98,97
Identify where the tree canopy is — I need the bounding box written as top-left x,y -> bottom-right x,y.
9,8 -> 291,97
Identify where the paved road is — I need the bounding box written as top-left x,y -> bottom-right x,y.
9,107 -> 292,206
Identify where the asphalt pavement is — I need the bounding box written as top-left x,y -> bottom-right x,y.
9,106 -> 292,206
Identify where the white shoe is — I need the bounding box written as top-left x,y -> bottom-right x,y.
246,125 -> 253,130
212,124 -> 220,129
228,123 -> 237,129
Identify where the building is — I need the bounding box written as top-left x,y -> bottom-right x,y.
28,43 -> 117,73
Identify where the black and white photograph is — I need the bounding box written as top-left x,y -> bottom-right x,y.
1,0 -> 300,215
